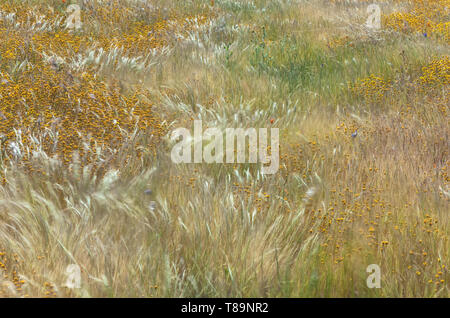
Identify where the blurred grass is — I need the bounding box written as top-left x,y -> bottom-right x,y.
0,0 -> 448,297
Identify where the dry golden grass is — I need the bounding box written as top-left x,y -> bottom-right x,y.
0,0 -> 448,297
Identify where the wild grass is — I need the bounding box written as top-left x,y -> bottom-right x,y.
0,0 -> 448,297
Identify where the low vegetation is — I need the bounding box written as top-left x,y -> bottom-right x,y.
0,0 -> 448,297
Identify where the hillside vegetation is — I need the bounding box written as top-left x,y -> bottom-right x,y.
0,0 -> 448,297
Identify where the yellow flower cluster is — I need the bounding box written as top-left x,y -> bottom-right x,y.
383,0 -> 450,43
419,56 -> 450,87
0,61 -> 165,169
0,247 -> 27,296
348,74 -> 392,103
327,36 -> 351,49
0,1 -> 212,180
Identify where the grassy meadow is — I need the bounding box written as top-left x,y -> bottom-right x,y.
0,0 -> 448,297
